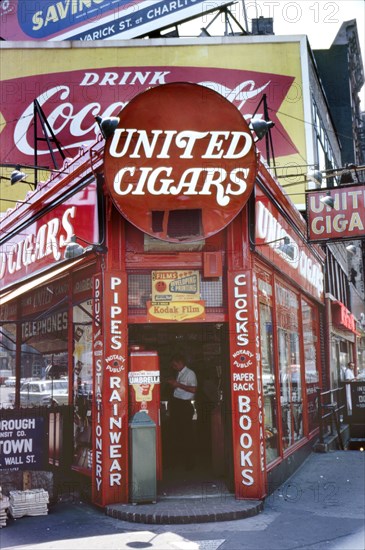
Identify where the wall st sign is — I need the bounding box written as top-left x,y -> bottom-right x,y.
104,82 -> 258,242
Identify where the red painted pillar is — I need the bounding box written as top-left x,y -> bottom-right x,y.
227,211 -> 267,500
92,270 -> 129,506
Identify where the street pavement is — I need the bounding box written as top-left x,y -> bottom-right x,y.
1,450 -> 364,550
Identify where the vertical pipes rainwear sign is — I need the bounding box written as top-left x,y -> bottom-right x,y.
92,272 -> 128,506
228,270 -> 266,500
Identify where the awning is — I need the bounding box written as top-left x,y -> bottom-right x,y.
0,258 -> 84,307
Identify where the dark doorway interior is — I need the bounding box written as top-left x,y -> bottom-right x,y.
128,322 -> 233,495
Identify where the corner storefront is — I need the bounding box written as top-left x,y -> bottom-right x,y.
0,83 -> 325,506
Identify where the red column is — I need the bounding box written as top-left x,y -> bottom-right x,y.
226,211 -> 266,500
227,270 -> 266,499
92,270 -> 129,506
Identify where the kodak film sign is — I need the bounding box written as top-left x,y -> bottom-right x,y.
103,82 -> 258,242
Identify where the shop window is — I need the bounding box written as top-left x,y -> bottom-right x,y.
301,299 -> 320,433
72,300 -> 93,472
259,301 -> 279,464
167,209 -> 202,239
20,307 -> 68,407
276,283 -> 304,449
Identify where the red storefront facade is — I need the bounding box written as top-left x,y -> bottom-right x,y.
0,83 -> 325,506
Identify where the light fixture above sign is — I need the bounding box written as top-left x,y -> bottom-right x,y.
103,82 -> 259,242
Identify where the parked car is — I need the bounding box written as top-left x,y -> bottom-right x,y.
0,370 -> 13,385
15,379 -> 69,407
4,376 -> 16,387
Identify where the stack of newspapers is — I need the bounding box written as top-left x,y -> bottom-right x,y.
0,488 -> 9,528
8,489 -> 49,519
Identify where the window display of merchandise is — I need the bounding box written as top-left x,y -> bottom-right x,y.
258,278 -> 279,464
302,300 -> 320,433
72,300 -> 93,472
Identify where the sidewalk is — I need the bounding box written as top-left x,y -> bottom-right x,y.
105,449 -> 365,524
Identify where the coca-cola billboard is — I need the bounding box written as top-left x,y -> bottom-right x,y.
0,65 -> 296,168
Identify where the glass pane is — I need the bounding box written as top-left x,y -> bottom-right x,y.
73,300 -> 93,471
259,301 -> 279,463
276,283 -> 303,449
20,300 -> 69,407
302,299 -> 320,433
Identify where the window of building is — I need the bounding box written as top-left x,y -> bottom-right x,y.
72,299 -> 93,472
258,282 -> 279,463
276,283 -> 303,449
301,299 -> 320,433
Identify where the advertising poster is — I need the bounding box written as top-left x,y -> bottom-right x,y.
0,40 -> 306,210
152,270 -> 200,302
0,0 -> 233,41
0,416 -> 45,470
148,269 -> 205,322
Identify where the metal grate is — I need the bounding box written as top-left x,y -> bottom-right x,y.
128,273 -> 224,310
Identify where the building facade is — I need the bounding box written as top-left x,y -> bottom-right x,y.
0,81 -> 327,506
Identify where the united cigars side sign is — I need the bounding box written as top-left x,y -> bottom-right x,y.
306,185 -> 365,242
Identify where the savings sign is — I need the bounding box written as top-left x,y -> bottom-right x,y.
103,82 -> 258,241
0,0 -> 233,40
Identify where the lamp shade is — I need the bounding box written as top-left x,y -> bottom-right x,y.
250,118 -> 275,141
10,169 -> 27,185
307,169 -> 322,189
95,116 -> 120,139
319,192 -> 334,209
64,236 -> 85,259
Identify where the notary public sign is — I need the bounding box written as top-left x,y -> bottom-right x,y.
104,82 -> 258,241
306,185 -> 365,242
0,0 -> 233,41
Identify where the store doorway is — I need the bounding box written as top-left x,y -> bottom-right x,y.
128,322 -> 233,495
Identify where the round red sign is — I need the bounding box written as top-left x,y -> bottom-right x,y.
104,82 -> 258,242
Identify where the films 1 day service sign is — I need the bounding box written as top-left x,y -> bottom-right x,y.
0,0 -> 234,40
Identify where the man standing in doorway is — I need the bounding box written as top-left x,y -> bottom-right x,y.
168,353 -> 197,470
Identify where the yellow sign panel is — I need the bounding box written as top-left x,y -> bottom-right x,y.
147,301 -> 205,322
152,270 -> 200,302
